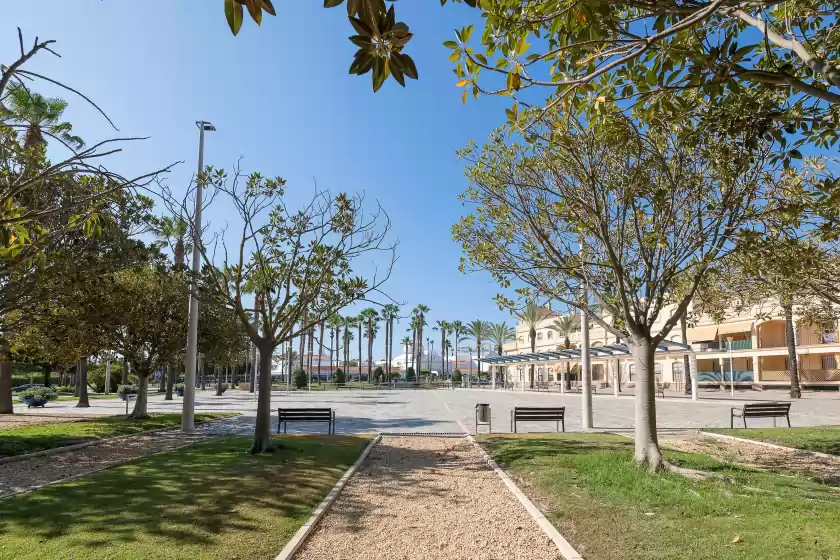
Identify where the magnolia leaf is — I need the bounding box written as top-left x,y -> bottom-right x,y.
225,0 -> 244,35
462,90 -> 468,104
245,0 -> 262,25
325,0 -> 344,6
456,79 -> 470,87
443,40 -> 458,49
260,0 -> 276,16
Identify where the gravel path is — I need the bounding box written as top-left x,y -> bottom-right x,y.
0,413 -> 87,428
295,436 -> 562,560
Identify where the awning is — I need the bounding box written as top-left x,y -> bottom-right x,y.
716,321 -> 753,336
686,325 -> 718,342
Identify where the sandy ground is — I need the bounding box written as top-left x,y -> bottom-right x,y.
295,436 -> 562,560
0,430 -> 210,498
0,413 -> 88,428
663,432 -> 840,485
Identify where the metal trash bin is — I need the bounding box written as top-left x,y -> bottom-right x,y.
475,403 -> 491,433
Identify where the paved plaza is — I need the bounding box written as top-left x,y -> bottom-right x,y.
14,388 -> 840,434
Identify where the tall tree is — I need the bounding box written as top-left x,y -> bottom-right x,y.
489,321 -> 515,387
453,109 -> 778,470
412,305 -> 429,376
381,304 -> 398,378
165,168 -> 394,452
464,320 -> 491,385
434,320 -> 450,378
360,308 -> 379,381
515,301 -> 550,389
400,336 -> 411,372
548,315 -> 580,390
1,82 -> 84,151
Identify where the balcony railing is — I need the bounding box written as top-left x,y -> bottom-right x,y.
760,369 -> 840,382
822,333 -> 837,344
696,370 -> 754,383
725,339 -> 752,350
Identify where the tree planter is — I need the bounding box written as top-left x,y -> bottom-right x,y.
118,394 -> 136,401
176,389 -> 184,397
22,398 -> 48,408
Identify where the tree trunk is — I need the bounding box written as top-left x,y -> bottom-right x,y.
680,316 -> 692,395
0,346 -> 13,414
249,341 -> 257,393
631,338 -> 664,470
43,363 -> 51,387
158,366 -> 166,392
251,343 -> 275,454
74,362 -> 81,397
76,357 -> 90,408
122,357 -> 129,385
318,323 -> 325,385
216,365 -> 224,396
129,374 -> 150,419
165,363 -> 175,400
367,323 -> 373,381
783,301 -> 802,399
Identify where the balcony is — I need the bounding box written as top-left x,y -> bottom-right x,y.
822,333 -> 837,344
697,370 -> 754,383
725,339 -> 752,350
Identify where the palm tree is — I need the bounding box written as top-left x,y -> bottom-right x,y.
2,83 -> 84,150
434,320 -> 450,378
359,308 -> 379,381
412,305 -> 430,376
381,304 -> 399,379
548,314 -> 581,390
464,320 -> 492,386
515,301 -> 551,389
489,321 -> 516,388
400,336 -> 412,374
325,314 -> 341,375
450,320 -> 465,380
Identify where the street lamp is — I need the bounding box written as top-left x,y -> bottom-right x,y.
182,120 -> 215,434
727,335 -> 735,397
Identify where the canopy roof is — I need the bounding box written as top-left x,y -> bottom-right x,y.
481,340 -> 692,364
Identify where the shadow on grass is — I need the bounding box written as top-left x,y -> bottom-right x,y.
0,435 -> 366,553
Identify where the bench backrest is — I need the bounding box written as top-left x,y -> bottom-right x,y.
278,408 -> 333,421
513,407 -> 565,420
741,402 -> 791,416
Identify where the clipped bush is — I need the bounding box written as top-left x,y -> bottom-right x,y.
405,367 -> 415,381
20,386 -> 58,402
88,362 -> 123,393
55,385 -> 74,394
293,369 -> 308,389
217,383 -> 229,394
452,369 -> 462,385
117,384 -> 139,395
373,366 -> 384,383
332,368 -> 346,384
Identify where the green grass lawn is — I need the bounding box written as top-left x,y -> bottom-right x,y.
479,433 -> 840,560
707,426 -> 840,455
0,435 -> 369,559
0,413 -> 235,457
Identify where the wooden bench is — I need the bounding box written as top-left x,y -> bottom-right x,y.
510,407 -> 565,433
569,384 -> 597,394
277,408 -> 335,434
335,384 -> 353,390
535,382 -> 550,392
730,402 -> 791,429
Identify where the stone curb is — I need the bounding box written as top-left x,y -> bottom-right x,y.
274,434 -> 382,560
699,430 -> 840,462
464,434 -> 585,560
0,435 -> 209,501
0,416 -> 236,466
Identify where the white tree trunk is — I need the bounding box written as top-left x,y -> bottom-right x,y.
631,338 -> 664,470
251,346 -> 274,453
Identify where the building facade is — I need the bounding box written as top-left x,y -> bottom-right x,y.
500,302 -> 840,390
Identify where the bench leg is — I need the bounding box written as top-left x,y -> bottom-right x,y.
284,422 -> 288,435
730,413 -> 733,429
562,418 -> 565,433
743,417 -> 747,429
786,415 -> 791,428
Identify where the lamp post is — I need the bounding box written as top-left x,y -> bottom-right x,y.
181,120 -> 215,434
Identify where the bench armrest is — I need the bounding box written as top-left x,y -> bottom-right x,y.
730,407 -> 743,416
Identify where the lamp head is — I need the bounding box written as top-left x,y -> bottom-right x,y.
196,121 -> 216,132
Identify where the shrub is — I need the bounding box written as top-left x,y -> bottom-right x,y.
405,367 -> 415,381
293,369 -> 308,389
373,366 -> 384,383
217,383 -> 229,394
88,362 -> 123,393
452,369 -> 462,385
389,371 -> 400,380
117,384 -> 138,395
55,385 -> 74,394
421,370 -> 431,379
332,368 -> 346,384
20,386 -> 58,402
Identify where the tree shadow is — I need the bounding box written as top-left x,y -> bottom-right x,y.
0,435 -> 366,553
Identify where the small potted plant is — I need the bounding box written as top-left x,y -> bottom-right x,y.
117,384 -> 138,401
20,386 -> 58,408
174,382 -> 186,397
215,383 -> 228,396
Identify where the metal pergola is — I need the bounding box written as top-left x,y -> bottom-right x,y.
481,340 -> 693,365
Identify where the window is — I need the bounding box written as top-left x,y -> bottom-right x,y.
822,356 -> 837,369
537,367 -> 544,381
518,337 -> 524,344
537,332 -> 543,341
654,363 -> 663,382
547,331 -> 553,340
628,364 -> 635,381
822,324 -> 837,344
672,362 -> 684,380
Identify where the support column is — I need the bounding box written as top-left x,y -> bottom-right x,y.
581,303 -> 593,430
689,352 -> 699,400
613,360 -> 620,398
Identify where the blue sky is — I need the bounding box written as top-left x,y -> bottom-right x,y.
3,1 -> 521,357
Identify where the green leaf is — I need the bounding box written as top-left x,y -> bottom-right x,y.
261,0 -> 277,16
349,16 -> 372,36
225,0 -> 244,35
790,149 -> 803,159
443,40 -> 458,49
463,24 -> 474,43
325,0 -> 344,7
245,0 -> 262,25
400,53 -> 418,80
